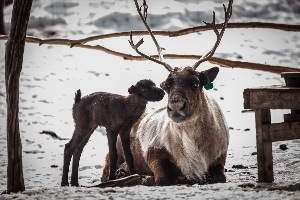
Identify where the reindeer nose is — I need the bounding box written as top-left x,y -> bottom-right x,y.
168,98 -> 186,111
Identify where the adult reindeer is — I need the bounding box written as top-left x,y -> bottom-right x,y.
101,0 -> 232,186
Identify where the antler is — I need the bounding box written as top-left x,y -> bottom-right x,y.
129,0 -> 173,72
192,0 -> 233,70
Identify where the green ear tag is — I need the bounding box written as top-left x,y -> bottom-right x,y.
204,80 -> 213,90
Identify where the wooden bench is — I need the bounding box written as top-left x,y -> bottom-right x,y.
243,86 -> 300,182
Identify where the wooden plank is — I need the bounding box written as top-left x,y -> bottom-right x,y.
255,110 -> 274,183
245,85 -> 300,92
255,109 -> 274,183
89,174 -> 143,188
284,114 -> 300,122
89,174 -> 158,187
243,89 -> 251,109
244,87 -> 300,109
263,122 -> 300,142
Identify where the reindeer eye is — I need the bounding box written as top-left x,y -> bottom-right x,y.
192,82 -> 200,89
193,83 -> 199,88
165,83 -> 171,89
161,80 -> 172,92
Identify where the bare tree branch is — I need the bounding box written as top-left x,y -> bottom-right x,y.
1,22 -> 298,44
1,32 -> 298,74
1,22 -> 300,74
173,22 -> 300,37
78,23 -> 300,43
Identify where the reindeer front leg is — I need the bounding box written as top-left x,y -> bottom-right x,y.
146,147 -> 180,186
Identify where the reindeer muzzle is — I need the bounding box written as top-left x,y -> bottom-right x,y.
167,96 -> 188,123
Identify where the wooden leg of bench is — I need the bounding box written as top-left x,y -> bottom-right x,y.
255,109 -> 274,183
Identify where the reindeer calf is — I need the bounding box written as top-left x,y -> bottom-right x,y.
61,79 -> 165,186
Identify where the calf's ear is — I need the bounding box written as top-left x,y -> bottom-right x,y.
198,67 -> 219,88
128,85 -> 136,94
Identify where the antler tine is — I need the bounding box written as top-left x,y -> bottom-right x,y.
193,0 -> 233,70
130,0 -> 173,72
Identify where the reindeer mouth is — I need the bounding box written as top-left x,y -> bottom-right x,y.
167,97 -> 188,123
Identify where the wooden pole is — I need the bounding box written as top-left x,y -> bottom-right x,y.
255,109 -> 273,182
5,0 -> 32,193
0,0 -> 5,34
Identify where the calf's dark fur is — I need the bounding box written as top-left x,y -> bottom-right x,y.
61,79 -> 164,186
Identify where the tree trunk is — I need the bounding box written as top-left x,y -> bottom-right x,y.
0,0 -> 5,34
5,0 -> 32,194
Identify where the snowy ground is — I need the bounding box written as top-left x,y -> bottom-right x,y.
0,0 -> 300,199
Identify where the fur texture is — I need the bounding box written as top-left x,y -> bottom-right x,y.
61,79 -> 164,186
101,67 -> 229,186
138,93 -> 228,182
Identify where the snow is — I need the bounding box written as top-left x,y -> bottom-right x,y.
0,0 -> 300,199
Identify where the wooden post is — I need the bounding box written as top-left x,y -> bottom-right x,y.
0,0 -> 5,34
255,109 -> 273,182
244,87 -> 300,182
5,0 -> 32,193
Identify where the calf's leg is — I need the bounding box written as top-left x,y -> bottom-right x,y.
120,127 -> 135,175
70,126 -> 96,186
61,127 -> 93,186
107,131 -> 118,180
61,140 -> 73,186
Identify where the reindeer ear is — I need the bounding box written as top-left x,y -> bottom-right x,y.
160,81 -> 167,91
198,67 -> 219,90
160,81 -> 172,92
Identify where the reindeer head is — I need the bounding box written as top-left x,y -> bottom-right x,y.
129,79 -> 165,102
129,0 -> 232,122
160,67 -> 219,123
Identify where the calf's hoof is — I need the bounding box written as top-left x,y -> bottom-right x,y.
109,174 -> 116,181
61,181 -> 69,187
70,181 -> 79,187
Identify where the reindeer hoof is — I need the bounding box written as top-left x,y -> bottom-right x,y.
208,174 -> 226,184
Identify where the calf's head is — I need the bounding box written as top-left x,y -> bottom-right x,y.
129,79 -> 165,102
160,67 -> 219,123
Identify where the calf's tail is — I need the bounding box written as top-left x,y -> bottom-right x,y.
74,89 -> 81,104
